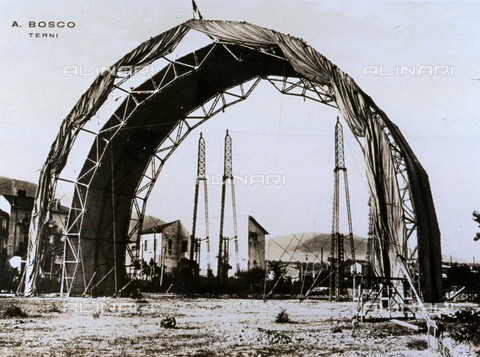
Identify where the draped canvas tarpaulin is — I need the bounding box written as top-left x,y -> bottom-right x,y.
24,24 -> 190,296
25,19 -> 442,302
185,20 -> 442,301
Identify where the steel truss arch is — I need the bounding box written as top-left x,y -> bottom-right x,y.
25,19 -> 442,302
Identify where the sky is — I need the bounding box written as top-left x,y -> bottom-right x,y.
0,0 -> 479,263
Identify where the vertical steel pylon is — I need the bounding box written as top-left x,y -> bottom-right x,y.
218,130 -> 239,284
329,115 -> 356,301
191,133 -> 212,276
365,198 -> 376,286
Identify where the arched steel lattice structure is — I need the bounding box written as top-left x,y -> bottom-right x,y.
25,19 -> 442,302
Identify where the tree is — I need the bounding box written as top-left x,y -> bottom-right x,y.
38,221 -> 64,292
41,221 -> 64,275
473,211 -> 480,241
444,264 -> 480,301
267,260 -> 292,294
268,260 -> 289,282
171,258 -> 199,293
0,264 -> 20,292
172,258 -> 199,281
141,258 -> 160,281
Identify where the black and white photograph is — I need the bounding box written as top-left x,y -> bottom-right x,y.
0,0 -> 479,356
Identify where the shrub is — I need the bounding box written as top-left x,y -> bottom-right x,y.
38,277 -> 61,294
0,265 -> 20,292
47,302 -> 62,313
160,316 -> 176,329
445,308 -> 480,346
275,308 -> 291,323
406,338 -> 428,350
2,304 -> 27,318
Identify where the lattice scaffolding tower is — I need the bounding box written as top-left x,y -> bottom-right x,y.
218,130 -> 240,284
329,115 -> 357,301
190,132 -> 212,277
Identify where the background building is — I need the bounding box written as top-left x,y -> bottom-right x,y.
0,177 -> 68,269
141,220 -> 191,273
0,209 -> 10,268
247,216 -> 268,271
126,216 -> 191,278
0,189 -> 34,259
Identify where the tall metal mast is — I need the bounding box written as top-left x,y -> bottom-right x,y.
365,198 -> 376,286
329,116 -> 356,301
218,130 -> 239,283
191,133 -> 212,276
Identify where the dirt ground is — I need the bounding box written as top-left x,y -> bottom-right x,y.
0,295 -> 477,357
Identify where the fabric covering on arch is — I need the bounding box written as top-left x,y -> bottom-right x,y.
25,19 -> 442,302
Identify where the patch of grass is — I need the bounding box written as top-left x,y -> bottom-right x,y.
188,350 -> 217,357
47,302 -> 62,313
2,304 -> 28,318
55,339 -> 92,357
444,308 -> 480,346
331,325 -> 342,333
252,346 -> 287,357
0,340 -> 22,348
406,338 -> 428,350
330,346 -> 345,354
109,336 -> 141,346
275,308 -> 292,324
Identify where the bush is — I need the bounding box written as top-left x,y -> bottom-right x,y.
275,308 -> 291,323
38,277 -> 61,293
0,265 -> 20,292
444,308 -> 480,346
406,339 -> 428,350
47,302 -> 62,313
160,316 -> 176,329
2,304 -> 27,318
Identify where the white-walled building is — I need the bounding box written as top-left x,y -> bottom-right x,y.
193,215 -> 269,276
0,177 -> 68,283
126,214 -> 269,278
126,217 -> 191,277
247,216 -> 268,271
139,220 -> 190,272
